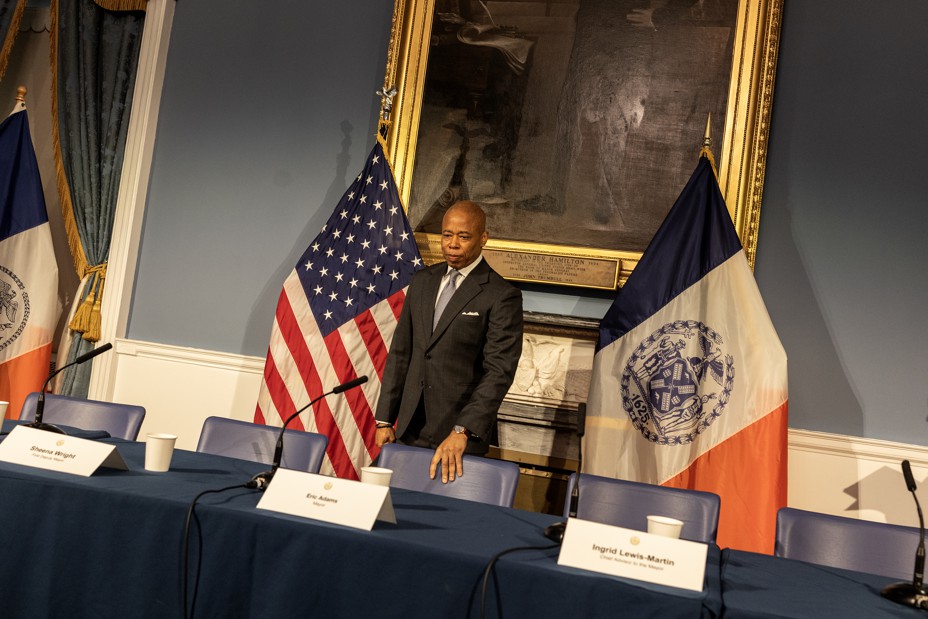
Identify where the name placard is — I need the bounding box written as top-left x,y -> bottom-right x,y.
0,425 -> 128,476
557,518 -> 708,592
257,468 -> 396,530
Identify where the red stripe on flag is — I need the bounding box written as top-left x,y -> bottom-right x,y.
663,401 -> 789,553
354,310 -> 388,381
261,354 -> 301,430
322,330 -> 378,462
256,289 -> 300,426
388,289 -> 406,320
276,294 -> 358,478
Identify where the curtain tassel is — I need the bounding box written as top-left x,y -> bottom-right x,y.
83,277 -> 104,342
68,264 -> 107,341
68,288 -> 94,333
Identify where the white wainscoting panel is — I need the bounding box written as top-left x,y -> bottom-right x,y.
788,429 -> 928,528
111,339 -> 264,450
110,338 -> 928,526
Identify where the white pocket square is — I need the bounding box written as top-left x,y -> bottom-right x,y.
461,311 -> 480,316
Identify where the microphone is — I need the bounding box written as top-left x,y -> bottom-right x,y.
881,460 -> 928,609
332,376 -> 368,394
26,342 -> 114,434
545,402 -> 586,543
247,375 -> 368,490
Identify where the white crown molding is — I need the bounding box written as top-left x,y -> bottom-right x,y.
114,338 -> 265,374
789,427 -> 928,467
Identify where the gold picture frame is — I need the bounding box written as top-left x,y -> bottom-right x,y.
381,0 -> 782,289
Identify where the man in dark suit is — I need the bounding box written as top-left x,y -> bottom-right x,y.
374,201 -> 522,483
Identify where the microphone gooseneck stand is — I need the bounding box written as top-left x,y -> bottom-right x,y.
881,459 -> 928,609
181,375 -> 369,619
246,375 -> 368,490
27,342 -> 114,434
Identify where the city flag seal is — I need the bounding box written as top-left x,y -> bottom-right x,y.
0,265 -> 29,352
621,319 -> 734,446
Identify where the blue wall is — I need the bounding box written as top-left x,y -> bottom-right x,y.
130,0 -> 928,444
755,0 -> 928,442
130,1 -> 394,354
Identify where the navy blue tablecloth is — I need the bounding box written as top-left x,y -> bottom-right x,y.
0,423 -> 721,618
720,548 -> 924,618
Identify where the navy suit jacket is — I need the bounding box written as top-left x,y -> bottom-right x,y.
375,258 -> 522,454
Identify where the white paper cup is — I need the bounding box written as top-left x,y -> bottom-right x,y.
647,515 -> 684,539
145,433 -> 177,472
361,466 -> 393,487
0,401 -> 8,418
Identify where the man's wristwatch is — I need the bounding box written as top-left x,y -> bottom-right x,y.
453,424 -> 470,438
375,421 -> 393,429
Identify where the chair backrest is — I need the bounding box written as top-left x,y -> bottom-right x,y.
20,392 -> 146,441
196,416 -> 328,473
563,473 -> 721,543
775,507 -> 920,580
377,443 -> 520,507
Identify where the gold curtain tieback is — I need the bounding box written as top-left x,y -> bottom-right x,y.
68,263 -> 107,342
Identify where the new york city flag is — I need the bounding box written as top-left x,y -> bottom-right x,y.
0,102 -> 58,419
585,156 -> 788,552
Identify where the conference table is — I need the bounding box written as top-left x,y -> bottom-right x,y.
0,422 -> 722,618
2,420 -> 923,618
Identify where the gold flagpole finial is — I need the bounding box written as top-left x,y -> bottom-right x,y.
9,86 -> 26,116
699,113 -> 718,178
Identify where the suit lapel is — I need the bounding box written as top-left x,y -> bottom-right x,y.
419,264 -> 445,336
428,260 -> 490,347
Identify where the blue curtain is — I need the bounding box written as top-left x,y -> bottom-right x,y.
52,0 -> 144,396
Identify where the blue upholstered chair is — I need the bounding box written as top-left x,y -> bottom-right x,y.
775,507 -> 921,580
196,416 -> 328,473
563,473 -> 721,543
376,443 -> 520,507
19,392 -> 146,441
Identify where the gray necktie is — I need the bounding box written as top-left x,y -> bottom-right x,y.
433,269 -> 460,330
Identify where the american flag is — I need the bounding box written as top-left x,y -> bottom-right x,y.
254,142 -> 423,479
